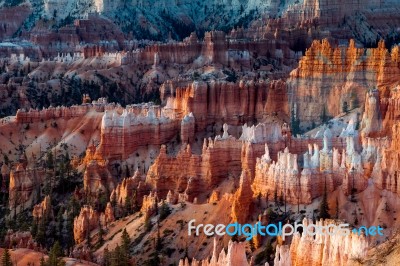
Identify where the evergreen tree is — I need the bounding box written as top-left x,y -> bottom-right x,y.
249,238 -> 255,252
159,201 -> 171,221
321,106 -> 329,123
121,229 -> 130,254
110,244 -> 129,266
155,226 -> 162,251
31,218 -> 38,238
124,194 -> 132,216
145,216 -> 152,232
103,248 -> 111,266
46,150 -> 54,169
64,212 -> 74,250
47,241 -> 65,266
57,208 -> 64,240
132,190 -> 138,212
125,165 -> 130,178
110,245 -> 120,266
36,218 -> 46,246
291,107 -> 301,136
3,154 -> 9,166
1,248 -> 12,266
342,101 -> 348,113
319,182 -> 330,219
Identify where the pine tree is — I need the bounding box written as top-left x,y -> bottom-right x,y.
3,154 -> 9,166
319,182 -> 330,219
155,226 -> 162,251
125,165 -> 130,178
36,218 -> 46,246
46,150 -> 54,169
1,248 -> 12,266
110,245 -> 120,266
159,201 -> 171,221
145,216 -> 152,232
291,107 -> 301,136
121,229 -> 130,254
132,190 -> 138,212
321,106 -> 329,123
47,241 -> 65,266
57,208 -> 64,240
342,101 -> 348,113
103,248 -> 111,266
124,194 -> 132,216
31,218 -> 38,238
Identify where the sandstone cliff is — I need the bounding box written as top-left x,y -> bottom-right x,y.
288,39 -> 400,129
73,206 -> 99,244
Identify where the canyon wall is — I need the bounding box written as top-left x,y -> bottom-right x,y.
252,124 -> 383,204
8,164 -> 44,213
288,39 -> 400,129
95,107 -> 180,160
162,79 -> 289,130
145,123 -> 283,201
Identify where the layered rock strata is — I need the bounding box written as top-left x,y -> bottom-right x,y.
288,39 -> 400,129
252,127 -> 372,204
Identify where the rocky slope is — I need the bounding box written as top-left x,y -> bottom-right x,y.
2,1 -> 400,266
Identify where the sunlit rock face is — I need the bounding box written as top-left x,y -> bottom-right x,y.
83,160 -> 115,196
109,170 -> 140,209
145,139 -> 244,201
252,125 -> 372,204
360,89 -> 382,137
73,206 -> 99,244
382,88 -> 400,136
231,170 -> 253,223
179,239 -> 250,266
145,123 -> 282,202
373,122 -> 400,196
32,195 -> 53,221
9,163 -> 44,214
287,39 -> 400,130
275,219 -> 369,266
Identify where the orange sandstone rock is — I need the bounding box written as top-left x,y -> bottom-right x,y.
73,206 -> 99,244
